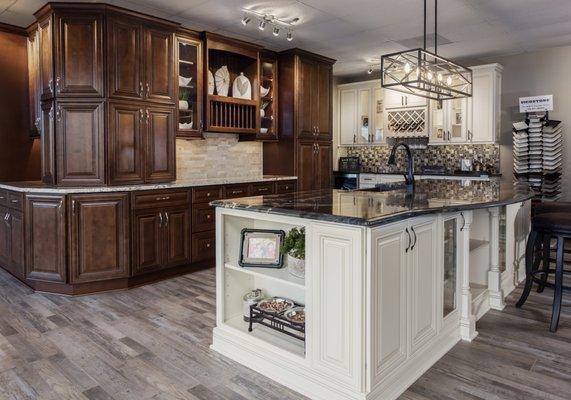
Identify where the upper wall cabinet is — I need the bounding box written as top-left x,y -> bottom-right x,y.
298,57 -> 332,141
107,14 -> 175,104
384,89 -> 426,109
27,25 -> 41,138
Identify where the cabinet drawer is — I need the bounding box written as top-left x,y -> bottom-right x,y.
191,231 -> 215,263
192,203 -> 215,232
251,182 -> 275,196
0,190 -> 7,207
132,190 -> 189,209
7,192 -> 23,211
225,184 -> 251,199
192,186 -> 223,204
276,180 -> 296,194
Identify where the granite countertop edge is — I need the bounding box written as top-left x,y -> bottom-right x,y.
0,175 -> 297,194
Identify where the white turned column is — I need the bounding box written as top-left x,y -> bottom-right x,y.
487,207 -> 505,310
459,211 -> 478,341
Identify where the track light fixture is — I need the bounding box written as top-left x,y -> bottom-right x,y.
241,9 -> 298,42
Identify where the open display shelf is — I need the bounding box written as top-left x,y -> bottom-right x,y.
225,262 -> 305,290
176,32 -> 203,139
256,53 -> 278,141
203,33 -> 261,134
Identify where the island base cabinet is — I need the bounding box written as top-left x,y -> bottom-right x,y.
69,193 -> 130,283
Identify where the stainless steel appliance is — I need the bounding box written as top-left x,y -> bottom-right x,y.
333,172 -> 359,190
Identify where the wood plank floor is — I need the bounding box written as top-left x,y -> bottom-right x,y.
0,268 -> 568,400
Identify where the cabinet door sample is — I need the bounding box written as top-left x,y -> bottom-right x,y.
69,194 -> 130,283
108,17 -> 143,100
25,195 -> 67,283
108,101 -> 145,185
145,106 -> 176,183
163,206 -> 191,267
56,101 -> 105,186
144,26 -> 174,103
55,13 -> 104,97
132,209 -> 163,274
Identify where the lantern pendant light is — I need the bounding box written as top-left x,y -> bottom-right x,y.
381,0 -> 472,100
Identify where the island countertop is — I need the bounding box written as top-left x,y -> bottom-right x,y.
211,178 -> 534,227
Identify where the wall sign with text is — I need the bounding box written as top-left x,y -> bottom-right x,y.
519,95 -> 554,113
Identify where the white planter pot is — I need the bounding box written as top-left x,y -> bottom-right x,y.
179,100 -> 189,110
287,254 -> 305,279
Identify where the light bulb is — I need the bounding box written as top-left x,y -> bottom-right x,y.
437,73 -> 443,82
286,31 -> 293,41
404,62 -> 411,74
241,17 -> 251,26
427,71 -> 433,80
415,67 -> 421,78
367,66 -> 373,74
259,20 -> 266,30
273,27 -> 280,36
446,76 -> 453,86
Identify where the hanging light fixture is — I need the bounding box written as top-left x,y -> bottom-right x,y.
381,0 -> 472,100
241,9 -> 299,42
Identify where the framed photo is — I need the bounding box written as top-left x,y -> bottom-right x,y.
239,229 -> 285,268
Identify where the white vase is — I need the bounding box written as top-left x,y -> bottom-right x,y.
260,108 -> 265,118
232,72 -> 251,100
179,100 -> 189,110
287,254 -> 305,279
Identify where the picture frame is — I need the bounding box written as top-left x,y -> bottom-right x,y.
239,229 -> 285,268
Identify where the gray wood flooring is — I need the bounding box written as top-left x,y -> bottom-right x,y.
0,268 -> 568,400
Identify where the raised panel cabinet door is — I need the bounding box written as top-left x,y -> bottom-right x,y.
145,106 -> 176,183
370,221 -> 408,386
409,217 -> 439,355
55,13 -> 104,97
108,101 -> 145,185
107,17 -> 143,100
132,209 -> 163,274
0,207 -> 10,266
163,206 -> 191,267
297,141 -> 316,192
316,141 -> 332,190
38,16 -> 54,100
40,101 -> 56,185
316,62 -> 332,140
339,88 -> 357,145
144,27 -> 174,103
27,28 -> 41,136
25,195 -> 66,283
471,71 -> 494,143
310,223 -> 364,390
297,57 -> 317,138
69,194 -> 130,283
9,211 -> 25,280
56,101 -> 105,186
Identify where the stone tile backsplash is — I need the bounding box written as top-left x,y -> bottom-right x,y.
176,133 -> 263,180
343,144 -> 500,174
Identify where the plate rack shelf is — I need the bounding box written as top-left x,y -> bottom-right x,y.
203,33 -> 261,134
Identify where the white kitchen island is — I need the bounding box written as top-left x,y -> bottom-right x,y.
210,179 -> 533,400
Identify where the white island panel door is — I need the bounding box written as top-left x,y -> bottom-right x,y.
310,223 -> 364,391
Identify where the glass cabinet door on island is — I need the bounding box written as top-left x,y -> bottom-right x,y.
443,217 -> 458,318
176,36 -> 202,139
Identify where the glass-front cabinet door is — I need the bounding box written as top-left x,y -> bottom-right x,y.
176,35 -> 203,139
429,99 -> 446,143
358,88 -> 371,143
449,98 -> 469,142
443,216 -> 458,319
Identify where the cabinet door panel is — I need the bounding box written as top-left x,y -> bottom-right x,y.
41,101 -> 56,184
69,194 -> 130,283
316,142 -> 332,190
370,222 -> 408,384
144,27 -> 174,103
56,101 -> 105,186
191,231 -> 215,263
38,17 -> 54,99
132,209 -> 163,274
164,207 -> 190,267
108,17 -> 143,100
297,58 -> 317,138
311,223 -> 363,389
28,29 -> 41,136
145,106 -> 175,183
55,13 -> 104,97
471,72 -> 493,143
25,195 -> 66,283
339,88 -> 357,145
108,101 -> 145,184
297,141 -> 315,192
409,218 -> 439,355
9,211 -> 25,280
0,207 -> 9,266
316,63 -> 332,140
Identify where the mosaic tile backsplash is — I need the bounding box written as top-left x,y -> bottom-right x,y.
343,144 -> 500,174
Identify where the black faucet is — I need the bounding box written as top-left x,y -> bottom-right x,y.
388,142 -> 415,186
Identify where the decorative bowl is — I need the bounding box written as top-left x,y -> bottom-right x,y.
284,307 -> 305,325
260,128 -> 268,134
257,297 -> 294,314
260,86 -> 270,97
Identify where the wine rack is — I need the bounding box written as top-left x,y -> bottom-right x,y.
385,107 -> 428,136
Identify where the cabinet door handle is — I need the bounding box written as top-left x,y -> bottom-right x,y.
405,228 -> 411,252
139,109 -> 144,123
164,212 -> 169,226
468,130 -> 472,141
55,76 -> 61,93
0,196 -> 5,200
410,226 -> 417,251
146,109 -> 150,123
56,106 -> 61,122
139,81 -> 143,96
146,82 -> 150,97
10,199 -> 18,204
317,126 -> 320,134
48,78 -> 53,93
316,143 -> 320,153
405,96 -> 408,106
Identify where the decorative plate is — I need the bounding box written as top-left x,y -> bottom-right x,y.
232,72 -> 251,100
257,297 -> 294,314
207,70 -> 215,95
214,65 -> 230,97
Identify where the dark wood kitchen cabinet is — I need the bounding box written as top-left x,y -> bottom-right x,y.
144,26 -> 175,104
297,58 -> 332,141
298,140 -> 332,191
0,206 -> 24,280
0,207 -> 10,266
40,101 -> 56,184
38,15 -> 54,100
25,194 -> 67,283
146,106 -> 176,182
68,193 -> 130,283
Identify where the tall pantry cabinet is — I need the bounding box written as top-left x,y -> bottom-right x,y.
263,49 -> 335,192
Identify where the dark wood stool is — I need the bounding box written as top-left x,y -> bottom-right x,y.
516,212 -> 571,332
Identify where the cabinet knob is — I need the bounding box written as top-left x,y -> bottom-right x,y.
206,192 -> 211,197
206,243 -> 211,248
55,76 -> 61,93
146,82 -> 150,97
206,214 -> 211,220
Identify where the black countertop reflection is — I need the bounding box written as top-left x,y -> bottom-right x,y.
211,179 -> 534,227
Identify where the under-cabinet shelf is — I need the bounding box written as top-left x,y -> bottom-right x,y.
179,60 -> 195,65
225,262 -> 305,290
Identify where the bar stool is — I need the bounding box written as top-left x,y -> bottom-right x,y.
516,212 -> 571,332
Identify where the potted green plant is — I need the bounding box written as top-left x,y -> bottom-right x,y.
281,227 -> 305,278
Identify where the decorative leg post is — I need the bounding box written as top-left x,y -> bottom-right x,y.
488,207 -> 505,310
459,211 -> 478,341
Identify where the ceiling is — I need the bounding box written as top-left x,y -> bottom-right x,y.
3,0 -> 571,77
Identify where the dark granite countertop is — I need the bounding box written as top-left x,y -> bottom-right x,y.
211,179 -> 534,227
